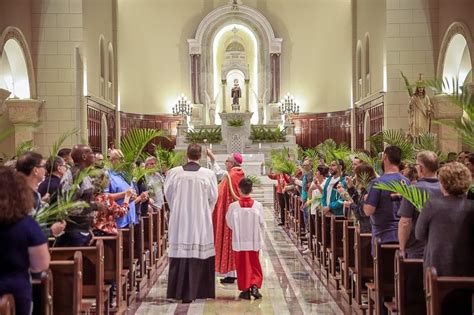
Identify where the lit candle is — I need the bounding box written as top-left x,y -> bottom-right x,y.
258,143 -> 262,149
210,143 -> 213,150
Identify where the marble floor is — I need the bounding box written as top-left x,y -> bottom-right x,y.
134,207 -> 345,315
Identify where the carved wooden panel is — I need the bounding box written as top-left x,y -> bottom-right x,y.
86,97 -> 116,152
293,110 -> 351,149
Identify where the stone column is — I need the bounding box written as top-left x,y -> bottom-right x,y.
5,99 -> 43,149
221,80 -> 227,113
245,79 -> 250,112
270,53 -> 281,103
191,54 -> 202,104
431,93 -> 463,153
0,88 -> 11,115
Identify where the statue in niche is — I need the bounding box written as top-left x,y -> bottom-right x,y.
205,91 -> 219,125
231,79 -> 241,105
408,82 -> 433,137
252,88 -> 268,124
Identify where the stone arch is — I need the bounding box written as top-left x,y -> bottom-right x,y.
100,113 -> 108,154
363,111 -> 371,151
99,35 -> 106,98
356,40 -> 362,101
0,26 -> 36,99
107,42 -> 114,103
188,2 -> 282,119
437,21 -> 474,88
364,33 -> 370,96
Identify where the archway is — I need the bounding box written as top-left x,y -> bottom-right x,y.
0,26 -> 36,99
438,22 -> 474,92
188,1 -> 282,125
363,111 -> 371,151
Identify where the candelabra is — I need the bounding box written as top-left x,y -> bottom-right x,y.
279,93 -> 299,123
172,94 -> 193,126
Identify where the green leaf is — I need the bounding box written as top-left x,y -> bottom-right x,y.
373,180 -> 429,211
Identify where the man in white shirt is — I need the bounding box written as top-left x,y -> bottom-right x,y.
164,144 -> 218,303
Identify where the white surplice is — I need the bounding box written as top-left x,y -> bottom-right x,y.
164,166 -> 218,259
225,200 -> 265,251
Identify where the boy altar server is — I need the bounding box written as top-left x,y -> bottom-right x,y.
226,178 -> 265,300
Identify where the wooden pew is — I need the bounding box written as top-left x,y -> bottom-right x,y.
152,210 -> 163,263
134,217 -> 148,298
32,270 -> 53,315
122,225 -> 137,306
425,267 -> 474,315
319,213 -> 332,279
50,240 -> 108,315
328,215 -> 345,287
349,227 -> 373,313
388,250 -> 425,315
49,251 -> 90,315
0,294 -> 15,315
314,209 -> 323,264
160,205 -> 168,256
369,238 -> 398,315
339,221 -> 355,304
94,231 -> 126,312
143,213 -> 157,282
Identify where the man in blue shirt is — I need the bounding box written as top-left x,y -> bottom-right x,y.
364,146 -> 408,253
321,159 -> 347,216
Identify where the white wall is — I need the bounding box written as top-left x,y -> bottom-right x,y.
117,0 -> 352,115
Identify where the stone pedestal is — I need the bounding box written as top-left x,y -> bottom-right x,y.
432,93 -> 463,153
5,99 -> 43,149
267,103 -> 282,125
219,112 -> 253,153
283,122 -> 296,144
0,88 -> 11,115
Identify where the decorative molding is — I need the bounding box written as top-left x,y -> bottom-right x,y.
0,26 -> 37,99
188,4 -> 282,55
437,21 -> 474,82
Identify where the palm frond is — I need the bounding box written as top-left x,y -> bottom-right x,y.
15,140 -> 35,158
246,175 -> 261,186
270,147 -> 297,175
50,128 -> 79,157
400,71 -> 414,97
373,180 -> 429,211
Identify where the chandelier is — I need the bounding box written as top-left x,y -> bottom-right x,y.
172,94 -> 193,125
279,93 -> 299,123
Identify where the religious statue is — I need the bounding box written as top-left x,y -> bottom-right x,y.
252,88 -> 268,124
231,79 -> 241,105
408,83 -> 433,137
205,90 -> 219,125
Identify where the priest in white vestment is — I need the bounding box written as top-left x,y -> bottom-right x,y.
164,143 -> 218,303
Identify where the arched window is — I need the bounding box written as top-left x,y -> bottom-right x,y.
108,42 -> 114,103
364,33 -> 370,96
443,34 -> 472,93
356,40 -> 362,101
99,35 -> 106,98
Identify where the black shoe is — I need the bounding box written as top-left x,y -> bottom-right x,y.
250,284 -> 262,299
220,277 -> 236,284
239,290 -> 251,300
182,299 -> 193,304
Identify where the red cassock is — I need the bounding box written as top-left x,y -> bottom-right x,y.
235,251 -> 263,291
213,166 -> 245,274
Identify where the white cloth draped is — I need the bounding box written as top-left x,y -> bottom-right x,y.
164,166 -> 218,259
225,200 -> 265,251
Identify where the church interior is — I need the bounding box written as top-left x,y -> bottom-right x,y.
0,0 -> 473,314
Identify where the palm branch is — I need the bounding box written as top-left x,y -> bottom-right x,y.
246,175 -> 261,186
369,129 -> 415,162
373,180 -> 429,211
118,128 -> 168,183
400,71 -> 414,97
50,128 -> 79,157
270,148 -> 297,175
425,78 -> 474,149
356,172 -> 372,190
15,140 -> 35,158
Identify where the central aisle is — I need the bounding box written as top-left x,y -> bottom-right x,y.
134,207 -> 344,315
